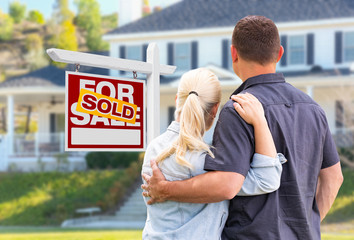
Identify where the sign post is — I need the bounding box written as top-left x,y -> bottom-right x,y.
47,43 -> 176,150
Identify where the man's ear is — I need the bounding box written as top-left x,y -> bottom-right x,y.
231,45 -> 238,63
277,46 -> 284,63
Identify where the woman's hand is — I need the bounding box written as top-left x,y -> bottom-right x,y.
231,93 -> 266,126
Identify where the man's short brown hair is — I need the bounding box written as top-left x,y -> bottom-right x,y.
232,15 -> 280,65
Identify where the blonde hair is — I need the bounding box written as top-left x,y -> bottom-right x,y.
156,68 -> 221,168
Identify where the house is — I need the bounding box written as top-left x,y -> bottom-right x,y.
103,0 -> 354,147
1,0 -> 354,172
0,63 -> 109,172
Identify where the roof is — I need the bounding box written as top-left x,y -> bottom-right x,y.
107,0 -> 354,35
0,62 -> 109,89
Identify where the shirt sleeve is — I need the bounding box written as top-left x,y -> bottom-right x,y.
238,153 -> 287,196
204,101 -> 255,177
321,126 -> 340,169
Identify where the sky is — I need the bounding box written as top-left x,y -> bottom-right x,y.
0,0 -> 181,19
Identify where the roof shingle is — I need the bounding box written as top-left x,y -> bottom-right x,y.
107,0 -> 354,35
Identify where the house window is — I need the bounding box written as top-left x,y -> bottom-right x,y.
168,106 -> 176,125
126,45 -> 142,61
288,35 -> 306,65
50,113 -> 65,133
344,32 -> 354,62
174,43 -> 191,71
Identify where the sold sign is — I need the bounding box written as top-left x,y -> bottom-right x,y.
65,71 -> 145,151
77,89 -> 138,124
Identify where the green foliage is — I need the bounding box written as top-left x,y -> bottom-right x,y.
0,159 -> 142,226
0,10 -> 14,41
9,1 -> 26,24
323,169 -> 354,223
101,13 -> 118,30
57,20 -> 78,51
15,117 -> 38,134
25,33 -> 43,52
0,228 -> 143,239
86,152 -> 143,169
74,0 -> 107,51
338,147 -> 354,162
27,10 -> 45,24
53,0 -> 74,24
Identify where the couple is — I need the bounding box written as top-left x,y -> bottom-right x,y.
141,16 -> 343,240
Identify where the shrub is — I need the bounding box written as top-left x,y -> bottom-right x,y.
27,10 -> 45,24
9,1 -> 26,24
86,151 -> 143,169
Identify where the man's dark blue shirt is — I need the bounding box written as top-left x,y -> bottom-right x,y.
204,73 -> 340,240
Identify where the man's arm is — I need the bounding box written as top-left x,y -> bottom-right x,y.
316,162 -> 343,221
142,160 -> 244,204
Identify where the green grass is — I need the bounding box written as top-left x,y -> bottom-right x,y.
323,168 -> 354,223
0,228 -> 353,240
0,228 -> 143,240
0,160 -> 142,226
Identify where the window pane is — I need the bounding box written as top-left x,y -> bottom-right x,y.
175,43 -> 190,71
289,35 -> 305,65
126,46 -> 141,61
344,32 -> 354,62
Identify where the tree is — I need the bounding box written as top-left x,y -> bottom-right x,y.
50,0 -> 78,67
9,1 -> 26,24
75,0 -> 108,51
27,10 -> 45,24
0,10 -> 14,41
24,34 -> 48,70
52,0 -> 74,24
57,20 -> 78,52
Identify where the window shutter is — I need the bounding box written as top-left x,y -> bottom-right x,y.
168,43 -> 174,65
142,44 -> 148,62
50,113 -> 56,133
191,41 -> 198,69
119,45 -> 126,75
280,35 -> 287,66
222,39 -> 229,69
335,32 -> 343,64
307,33 -> 314,65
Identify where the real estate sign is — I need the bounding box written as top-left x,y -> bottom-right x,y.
65,72 -> 145,151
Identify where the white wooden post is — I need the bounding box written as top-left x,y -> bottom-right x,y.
35,132 -> 39,157
7,95 -> 14,155
146,43 -> 160,143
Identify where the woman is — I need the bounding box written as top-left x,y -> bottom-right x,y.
142,68 -> 286,239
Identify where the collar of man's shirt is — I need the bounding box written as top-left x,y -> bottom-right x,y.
231,73 -> 285,97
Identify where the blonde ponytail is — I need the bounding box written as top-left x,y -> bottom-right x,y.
156,68 -> 221,169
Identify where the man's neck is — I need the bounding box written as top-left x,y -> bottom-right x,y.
238,62 -> 276,82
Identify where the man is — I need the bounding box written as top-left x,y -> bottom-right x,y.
142,15 -> 343,239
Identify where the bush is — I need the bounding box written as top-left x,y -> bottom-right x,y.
27,10 -> 45,24
9,1 -> 26,24
0,10 -> 14,41
86,152 -> 144,169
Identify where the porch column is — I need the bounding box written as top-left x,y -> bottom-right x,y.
7,95 -> 14,155
306,85 -> 314,99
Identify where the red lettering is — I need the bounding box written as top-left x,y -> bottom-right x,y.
82,94 -> 97,110
111,102 -> 122,117
122,105 -> 134,119
97,98 -> 112,114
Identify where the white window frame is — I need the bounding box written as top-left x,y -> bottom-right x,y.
343,31 -> 354,63
174,42 -> 191,72
288,35 -> 306,66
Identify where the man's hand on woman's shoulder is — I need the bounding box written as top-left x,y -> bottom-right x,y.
142,159 -> 168,205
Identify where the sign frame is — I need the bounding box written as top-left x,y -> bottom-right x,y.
65,71 -> 146,152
